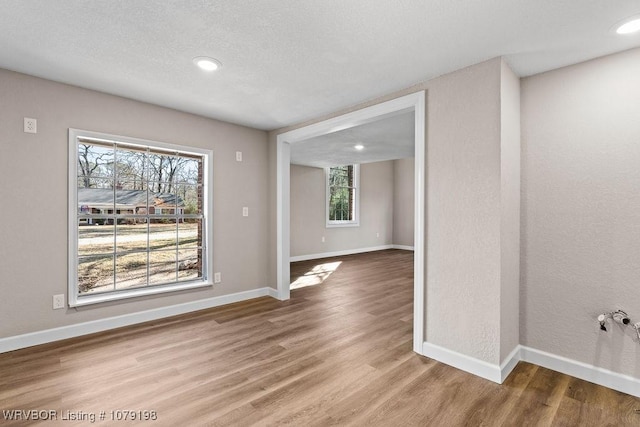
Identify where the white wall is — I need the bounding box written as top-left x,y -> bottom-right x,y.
393,158 -> 414,248
425,58 -> 503,364
0,68 -> 269,338
290,161 -> 394,257
521,48 -> 640,378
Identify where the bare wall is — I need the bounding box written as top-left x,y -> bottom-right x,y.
425,58 -> 503,364
521,48 -> 640,378
0,69 -> 269,338
290,161 -> 394,257
393,158 -> 414,248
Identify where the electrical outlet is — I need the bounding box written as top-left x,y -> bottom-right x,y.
24,117 -> 37,134
214,272 -> 221,283
321,236 -> 325,243
53,294 -> 65,310
376,232 -> 380,238
236,151 -> 243,162
242,207 -> 249,217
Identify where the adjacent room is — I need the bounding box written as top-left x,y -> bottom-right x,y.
1,1 -> 640,425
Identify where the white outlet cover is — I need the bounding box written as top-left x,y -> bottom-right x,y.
53,294 -> 65,309
236,151 -> 242,162
24,117 -> 37,133
242,207 -> 249,217
214,272 -> 221,283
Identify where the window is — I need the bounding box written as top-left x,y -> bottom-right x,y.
326,164 -> 359,227
68,129 -> 213,306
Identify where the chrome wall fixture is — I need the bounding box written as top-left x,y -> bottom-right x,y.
598,310 -> 640,343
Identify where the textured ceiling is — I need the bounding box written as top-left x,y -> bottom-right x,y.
0,1 -> 639,131
291,111 -> 414,168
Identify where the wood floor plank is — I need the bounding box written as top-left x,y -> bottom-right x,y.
503,365 -> 572,426
1,249 -> 639,426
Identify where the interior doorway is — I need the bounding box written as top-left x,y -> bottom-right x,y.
276,91 -> 426,354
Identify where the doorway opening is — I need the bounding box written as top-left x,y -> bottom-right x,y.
276,91 -> 425,354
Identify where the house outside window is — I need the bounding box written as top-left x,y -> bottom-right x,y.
326,164 -> 359,227
68,129 -> 213,307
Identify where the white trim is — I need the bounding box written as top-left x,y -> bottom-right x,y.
277,91 -> 427,355
325,223 -> 360,228
422,341 -> 502,383
69,130 -> 79,307
276,140 -> 291,301
412,92 -> 426,354
421,343 -> 521,384
500,345 -> 522,383
267,287 -> 280,299
392,245 -> 414,251
71,281 -> 214,307
421,342 -> 640,398
0,287 -> 274,354
520,346 -> 640,399
290,245 -> 394,263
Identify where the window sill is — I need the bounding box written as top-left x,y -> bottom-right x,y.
70,280 -> 214,307
326,222 -> 360,228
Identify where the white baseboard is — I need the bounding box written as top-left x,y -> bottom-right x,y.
520,346 -> 640,399
422,341 -> 503,383
290,245 -> 394,262
392,245 -> 414,251
422,342 -> 640,398
500,345 -> 521,383
0,287 -> 275,354
267,287 -> 279,299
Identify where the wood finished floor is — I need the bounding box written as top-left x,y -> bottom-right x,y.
1,249 -> 639,426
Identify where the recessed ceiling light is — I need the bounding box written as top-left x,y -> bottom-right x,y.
193,56 -> 222,71
615,16 -> 640,34
354,144 -> 364,150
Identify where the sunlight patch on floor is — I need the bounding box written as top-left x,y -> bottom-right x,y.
290,261 -> 342,289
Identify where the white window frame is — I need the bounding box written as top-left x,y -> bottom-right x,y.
68,129 -> 214,307
325,164 -> 360,227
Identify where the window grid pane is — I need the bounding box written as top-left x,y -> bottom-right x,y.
76,139 -> 205,297
78,254 -> 115,294
329,165 -> 356,222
